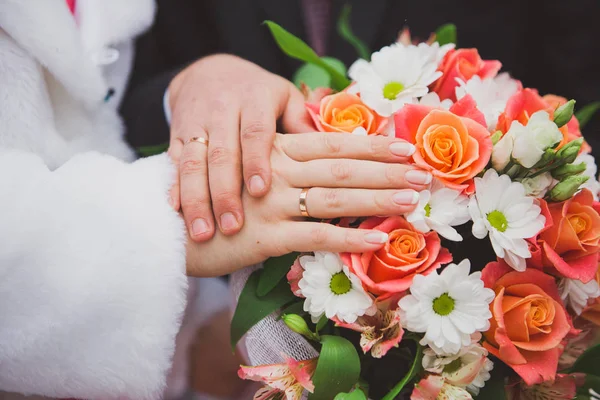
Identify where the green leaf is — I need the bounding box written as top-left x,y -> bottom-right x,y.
569,344 -> 600,375
279,301 -> 306,319
309,336 -> 361,400
137,142 -> 169,157
293,58 -> 347,90
230,270 -> 296,349
381,343 -> 423,400
336,4 -> 370,60
577,374 -> 600,397
315,314 -> 329,332
264,20 -> 351,91
334,388 -> 367,400
257,252 -> 299,297
475,362 -> 508,400
575,101 -> 600,129
435,23 -> 457,46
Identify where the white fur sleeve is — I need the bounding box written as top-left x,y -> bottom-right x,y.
0,150 -> 188,400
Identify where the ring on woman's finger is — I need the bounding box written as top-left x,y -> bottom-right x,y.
299,187 -> 311,218
185,136 -> 210,146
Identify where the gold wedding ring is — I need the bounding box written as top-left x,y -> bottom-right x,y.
299,188 -> 311,218
186,136 -> 209,146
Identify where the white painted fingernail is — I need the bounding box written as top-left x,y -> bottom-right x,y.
392,190 -> 419,205
389,141 -> 416,157
364,231 -> 389,244
405,170 -> 433,185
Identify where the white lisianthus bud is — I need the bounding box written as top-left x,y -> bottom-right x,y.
492,131 -> 514,171
510,111 -> 563,168
520,172 -> 554,198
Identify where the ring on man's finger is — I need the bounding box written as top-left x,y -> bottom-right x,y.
185,136 -> 209,146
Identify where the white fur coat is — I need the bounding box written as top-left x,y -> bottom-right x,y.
0,1 -> 189,399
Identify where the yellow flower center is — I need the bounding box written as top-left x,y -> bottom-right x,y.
487,210 -> 508,232
433,293 -> 455,316
383,81 -> 405,100
330,272 -> 352,295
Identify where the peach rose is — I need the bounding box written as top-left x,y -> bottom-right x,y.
529,190 -> 600,282
342,216 -> 452,296
395,95 -> 492,191
432,48 -> 502,101
305,91 -> 387,134
481,260 -> 572,385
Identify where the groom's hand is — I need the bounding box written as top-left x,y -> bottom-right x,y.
167,54 -> 314,242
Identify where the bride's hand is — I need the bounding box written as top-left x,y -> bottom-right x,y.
185,132 -> 432,277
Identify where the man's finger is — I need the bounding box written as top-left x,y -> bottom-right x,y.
179,132 -> 215,242
281,83 -> 315,133
240,90 -> 276,197
167,137 -> 184,211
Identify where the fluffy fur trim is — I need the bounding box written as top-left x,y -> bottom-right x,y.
0,151 -> 188,400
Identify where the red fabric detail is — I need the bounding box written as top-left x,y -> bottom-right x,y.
66,0 -> 76,15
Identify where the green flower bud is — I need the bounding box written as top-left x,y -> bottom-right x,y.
282,314 -> 314,338
553,99 -> 576,128
551,162 -> 587,180
556,138 -> 583,164
532,148 -> 556,169
491,130 -> 503,145
549,175 -> 589,202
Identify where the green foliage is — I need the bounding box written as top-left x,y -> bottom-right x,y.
137,143 -> 169,157
337,4 -> 370,60
257,253 -> 299,296
381,343 -> 424,400
264,20 -> 351,90
309,336 -> 361,400
435,23 -> 457,46
575,101 -> 600,129
569,344 -> 600,375
230,269 -> 296,349
334,387 -> 368,400
293,58 -> 347,90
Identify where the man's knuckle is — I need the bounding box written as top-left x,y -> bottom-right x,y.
208,146 -> 233,166
180,159 -> 206,176
241,121 -> 268,141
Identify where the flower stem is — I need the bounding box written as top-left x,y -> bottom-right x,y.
381,342 -> 423,400
528,159 -> 565,178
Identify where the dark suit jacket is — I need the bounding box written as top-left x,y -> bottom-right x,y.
121,0 -> 600,154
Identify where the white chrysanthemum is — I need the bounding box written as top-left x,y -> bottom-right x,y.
423,333 -> 493,396
348,42 -> 451,117
418,92 -> 454,109
575,153 -> 600,201
398,260 -> 495,355
298,252 -> 374,324
455,73 -> 520,131
468,169 -> 546,271
406,179 -> 470,241
559,277 -> 600,315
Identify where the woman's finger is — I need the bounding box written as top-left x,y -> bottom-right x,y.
280,187 -> 419,219
206,109 -> 244,235
179,132 -> 215,242
285,158 -> 432,191
167,137 -> 184,211
279,131 -> 416,162
277,221 -> 389,254
240,89 -> 276,197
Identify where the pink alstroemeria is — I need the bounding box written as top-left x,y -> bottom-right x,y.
411,375 -> 473,400
334,297 -> 404,358
238,356 -> 317,400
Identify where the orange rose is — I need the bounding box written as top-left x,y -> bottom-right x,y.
342,216 -> 452,296
529,190 -> 600,282
481,260 -> 572,385
431,48 -> 501,101
305,92 -> 387,134
395,95 -> 492,191
582,268 -> 600,325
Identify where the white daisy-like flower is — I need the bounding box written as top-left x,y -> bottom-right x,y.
575,153 -> 600,201
422,333 -> 493,396
398,260 -> 495,355
559,277 -> 600,315
455,73 -> 520,131
348,42 -> 451,117
417,92 -> 454,109
298,252 -> 374,324
406,179 -> 470,241
468,169 -> 546,271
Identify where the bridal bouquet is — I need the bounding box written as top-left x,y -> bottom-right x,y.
232,12 -> 600,400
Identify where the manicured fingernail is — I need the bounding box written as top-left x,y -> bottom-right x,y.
405,170 -> 433,185
393,190 -> 419,205
364,231 -> 389,244
220,212 -> 239,231
192,218 -> 209,236
249,175 -> 266,194
389,141 -> 416,157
